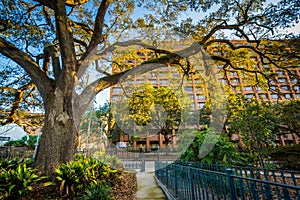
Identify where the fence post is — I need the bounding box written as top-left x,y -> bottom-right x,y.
226,168 -> 238,200
166,162 -> 169,186
248,164 -> 259,200
140,153 -> 145,172
189,164 -> 196,200
174,164 -> 179,198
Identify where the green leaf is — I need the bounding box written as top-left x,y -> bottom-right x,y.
44,181 -> 53,187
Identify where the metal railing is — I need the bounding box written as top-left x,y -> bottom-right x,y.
0,147 -> 34,160
105,147 -> 179,161
155,161 -> 300,200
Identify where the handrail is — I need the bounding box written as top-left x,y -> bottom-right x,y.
155,161 -> 300,200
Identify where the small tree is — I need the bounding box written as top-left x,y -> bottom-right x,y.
127,82 -> 191,146
179,128 -> 242,165
228,96 -> 278,167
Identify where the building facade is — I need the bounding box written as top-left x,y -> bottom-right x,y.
109,41 -> 300,151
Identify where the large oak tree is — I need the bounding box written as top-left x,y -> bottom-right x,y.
0,0 -> 299,175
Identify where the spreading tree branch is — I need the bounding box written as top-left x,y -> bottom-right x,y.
77,0 -> 109,78
0,37 -> 52,99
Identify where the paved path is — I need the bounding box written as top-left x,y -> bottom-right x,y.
136,162 -> 167,200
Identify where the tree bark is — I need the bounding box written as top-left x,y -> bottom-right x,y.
34,88 -> 78,176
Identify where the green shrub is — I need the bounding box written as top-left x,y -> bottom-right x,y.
0,159 -> 47,199
55,155 -> 121,196
79,183 -> 112,200
3,136 -> 39,148
179,129 -> 245,165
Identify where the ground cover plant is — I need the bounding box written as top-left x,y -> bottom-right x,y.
0,155 -> 137,199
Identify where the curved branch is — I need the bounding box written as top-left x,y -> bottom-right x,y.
0,37 -> 52,99
69,20 -> 93,35
77,0 -> 109,77
1,82 -> 35,124
53,0 -> 77,86
43,6 -> 55,31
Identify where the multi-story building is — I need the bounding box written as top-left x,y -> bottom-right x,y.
109,41 -> 300,151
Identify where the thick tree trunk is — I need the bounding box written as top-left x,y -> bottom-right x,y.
34,88 -> 79,176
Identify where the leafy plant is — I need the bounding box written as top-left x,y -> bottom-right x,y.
55,155 -> 121,196
3,136 -> 39,148
179,129 -> 245,165
227,96 -> 278,167
0,158 -> 33,171
0,160 -> 47,199
79,183 -> 112,200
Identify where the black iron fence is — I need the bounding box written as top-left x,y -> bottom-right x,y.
0,147 -> 34,160
155,161 -> 300,200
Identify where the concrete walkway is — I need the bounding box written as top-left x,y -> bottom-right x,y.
136,162 -> 167,200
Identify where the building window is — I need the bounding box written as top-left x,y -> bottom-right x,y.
271,94 -> 278,99
136,80 -> 144,85
294,85 -> 299,92
198,102 -> 205,108
291,78 -> 298,83
126,60 -> 134,64
280,86 -> 289,91
278,78 -> 286,83
185,87 -> 193,92
244,86 -> 252,91
197,95 -> 206,100
256,87 -> 262,91
172,73 -> 180,77
230,72 -> 238,76
190,95 -> 194,100
112,87 -> 122,93
160,79 -> 168,85
246,94 -> 253,99
112,95 -> 121,101
128,80 -> 134,85
285,94 -> 291,99
269,86 -> 276,91
149,79 -> 157,85
231,79 -> 239,84
277,71 -> 284,76
297,94 -> 300,98
219,79 -> 227,83
159,71 -> 169,77
148,73 -> 156,78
